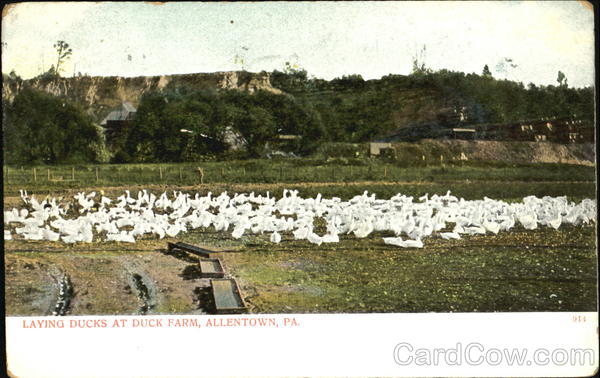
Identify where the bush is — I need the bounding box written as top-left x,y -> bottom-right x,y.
312,143 -> 368,159
3,88 -> 102,164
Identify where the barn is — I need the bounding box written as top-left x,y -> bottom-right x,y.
100,102 -> 137,145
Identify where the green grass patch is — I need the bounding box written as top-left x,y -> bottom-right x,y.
2,160 -> 595,195
220,225 -> 597,313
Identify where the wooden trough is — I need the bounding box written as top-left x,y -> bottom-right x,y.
167,242 -> 214,258
199,258 -> 225,278
210,278 -> 246,314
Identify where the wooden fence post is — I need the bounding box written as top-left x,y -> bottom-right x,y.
159,166 -> 163,180
72,167 -> 75,180
47,169 -> 50,181
384,167 -> 387,178
33,168 -> 37,182
197,167 -> 204,184
95,167 -> 99,182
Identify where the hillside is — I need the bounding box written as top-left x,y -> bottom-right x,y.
2,71 -> 281,122
271,70 -> 595,142
2,69 -> 595,165
3,70 -> 594,140
390,139 -> 596,166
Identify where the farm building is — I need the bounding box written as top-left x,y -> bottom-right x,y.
478,118 -> 594,143
264,134 -> 303,155
451,128 -> 476,140
100,102 -> 137,145
376,117 -> 593,147
369,142 -> 393,156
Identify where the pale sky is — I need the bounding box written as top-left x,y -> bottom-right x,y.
1,1 -> 595,87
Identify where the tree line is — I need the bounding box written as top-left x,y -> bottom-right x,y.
3,88 -> 325,164
3,67 -> 594,165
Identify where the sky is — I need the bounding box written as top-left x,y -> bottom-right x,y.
1,1 -> 595,87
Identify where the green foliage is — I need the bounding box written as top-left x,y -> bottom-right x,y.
8,70 -> 21,81
380,69 -> 593,125
120,89 -> 326,162
234,102 -> 277,157
330,74 -> 366,90
557,71 -> 567,87
270,69 -> 309,93
412,45 -> 433,75
53,40 -> 73,77
271,66 -> 592,143
3,88 -> 100,164
312,143 -> 368,159
482,64 -> 492,77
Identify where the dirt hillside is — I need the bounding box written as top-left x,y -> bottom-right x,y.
2,71 -> 281,122
392,140 -> 595,166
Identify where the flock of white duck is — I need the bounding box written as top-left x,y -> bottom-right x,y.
3,189 -> 596,248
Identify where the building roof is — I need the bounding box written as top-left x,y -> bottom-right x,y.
100,102 -> 136,125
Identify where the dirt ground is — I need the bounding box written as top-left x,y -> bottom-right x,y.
4,240 -> 219,316
431,140 -> 596,165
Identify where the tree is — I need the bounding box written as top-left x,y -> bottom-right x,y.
3,88 -> 100,164
123,90 -> 233,162
557,71 -> 568,87
411,45 -> 432,74
271,63 -> 310,92
233,105 -> 277,157
331,74 -> 365,90
8,69 -> 21,81
482,64 -> 492,77
53,40 -> 73,77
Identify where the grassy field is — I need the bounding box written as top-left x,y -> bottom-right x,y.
3,161 -> 598,315
3,159 -> 596,194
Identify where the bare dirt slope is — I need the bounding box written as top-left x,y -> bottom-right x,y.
393,140 -> 595,165
2,71 -> 281,122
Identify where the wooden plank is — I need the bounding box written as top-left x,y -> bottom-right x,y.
199,258 -> 225,278
211,278 -> 246,313
167,242 -> 213,258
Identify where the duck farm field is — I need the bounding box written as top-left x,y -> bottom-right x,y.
3,162 -> 597,315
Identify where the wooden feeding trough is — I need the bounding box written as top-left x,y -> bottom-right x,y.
167,242 -> 215,258
210,278 -> 246,314
199,258 -> 225,278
